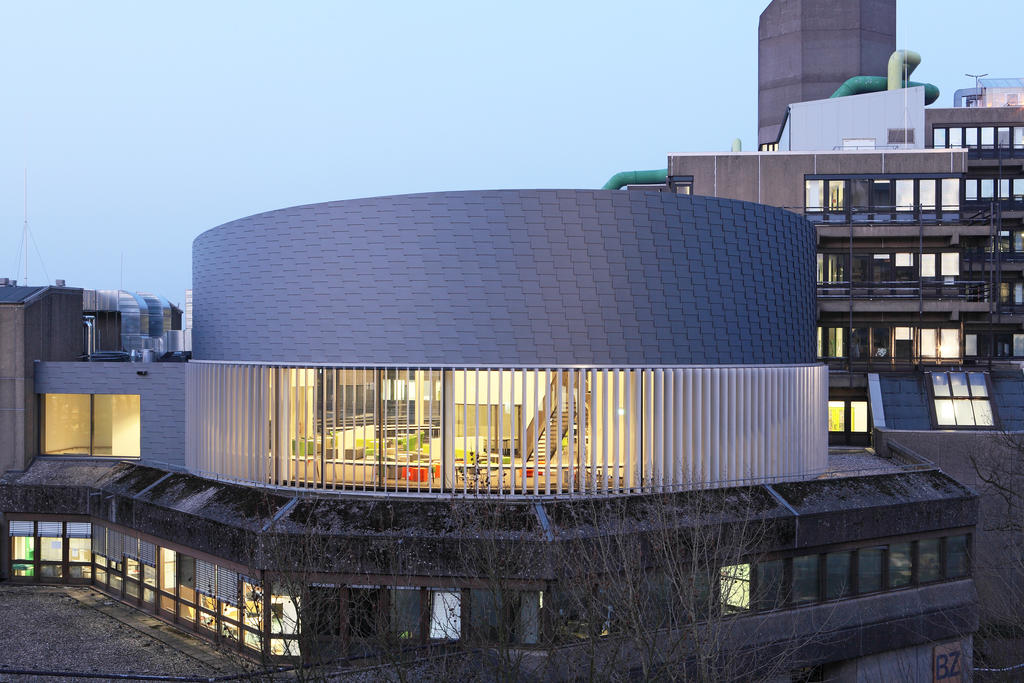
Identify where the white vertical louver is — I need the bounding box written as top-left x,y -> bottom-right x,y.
187,362 -> 829,496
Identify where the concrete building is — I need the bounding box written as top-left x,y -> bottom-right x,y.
0,0 -> 999,677
758,0 -> 896,147
0,285 -> 82,474
0,191 -> 979,679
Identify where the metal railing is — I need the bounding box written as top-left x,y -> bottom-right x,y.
817,280 -> 989,301
967,146 -> 1024,160
804,205 -> 991,226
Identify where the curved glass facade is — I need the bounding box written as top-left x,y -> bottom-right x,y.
187,362 -> 828,496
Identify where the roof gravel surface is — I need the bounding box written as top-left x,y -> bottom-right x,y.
0,584 -> 247,682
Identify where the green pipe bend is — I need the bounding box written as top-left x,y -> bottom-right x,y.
602,169 -> 668,191
829,75 -> 939,105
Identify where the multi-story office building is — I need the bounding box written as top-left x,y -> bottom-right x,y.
667,0 -> 1024,447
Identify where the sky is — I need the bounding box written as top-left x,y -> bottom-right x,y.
0,0 -> 1018,305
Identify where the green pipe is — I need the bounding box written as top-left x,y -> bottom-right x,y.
829,74 -> 939,105
888,49 -> 921,90
601,169 -> 667,191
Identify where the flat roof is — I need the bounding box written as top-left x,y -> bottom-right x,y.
0,286 -> 44,303
667,149 -> 962,158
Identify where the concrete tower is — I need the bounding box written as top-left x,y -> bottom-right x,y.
758,0 -> 896,146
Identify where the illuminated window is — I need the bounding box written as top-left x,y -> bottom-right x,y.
850,401 -> 868,433
429,590 -> 462,640
941,178 -> 960,212
805,180 -> 824,211
828,401 -> 845,432
931,372 -> 995,428
895,179 -> 914,211
919,180 -> 936,211
818,328 -> 844,359
827,181 -> 845,212
42,394 -> 140,458
719,564 -> 751,614
921,254 -> 936,278
920,328 -> 960,360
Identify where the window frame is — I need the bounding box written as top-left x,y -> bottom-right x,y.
927,371 -> 999,430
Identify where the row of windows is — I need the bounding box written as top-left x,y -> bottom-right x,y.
818,251 -> 961,283
965,177 -> 1024,202
805,177 -> 960,214
818,326 -> 963,362
820,326 -> 1024,363
933,126 -> 1024,150
966,332 -> 1024,359
6,519 -> 973,657
721,535 -> 971,613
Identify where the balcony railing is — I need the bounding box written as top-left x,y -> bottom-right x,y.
817,280 -> 990,301
967,146 -> 1024,160
805,205 -> 991,226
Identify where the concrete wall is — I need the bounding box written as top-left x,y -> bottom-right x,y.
788,87 -> 926,152
668,149 -> 968,210
925,106 -> 1024,148
875,428 -> 1024,653
758,0 -> 896,145
34,361 -> 187,469
0,289 -> 82,475
192,190 -> 817,366
824,638 -> 972,682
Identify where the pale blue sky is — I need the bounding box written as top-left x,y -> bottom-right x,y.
0,0 -> 1016,304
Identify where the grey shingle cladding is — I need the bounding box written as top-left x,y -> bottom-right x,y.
192,190 -> 816,366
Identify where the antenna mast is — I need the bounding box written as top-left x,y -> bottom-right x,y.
22,168 -> 28,285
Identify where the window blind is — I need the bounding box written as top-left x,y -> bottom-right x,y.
140,540 -> 156,567
66,522 -> 92,539
8,521 -> 33,536
107,529 -> 123,560
123,535 -> 140,561
217,567 -> 239,606
37,521 -> 62,537
196,559 -> 217,597
93,526 -> 107,557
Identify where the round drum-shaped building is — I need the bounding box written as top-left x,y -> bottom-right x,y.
187,190 -> 826,496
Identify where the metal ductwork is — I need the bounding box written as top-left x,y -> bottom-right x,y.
82,289 -> 179,355
601,168 -> 668,191
829,49 -> 940,105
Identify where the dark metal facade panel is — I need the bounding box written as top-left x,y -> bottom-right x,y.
0,286 -> 44,303
879,375 -> 932,431
192,190 -> 817,366
34,361 -> 187,469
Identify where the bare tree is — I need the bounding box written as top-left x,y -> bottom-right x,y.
245,488 -> 839,683
968,433 -> 1024,676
